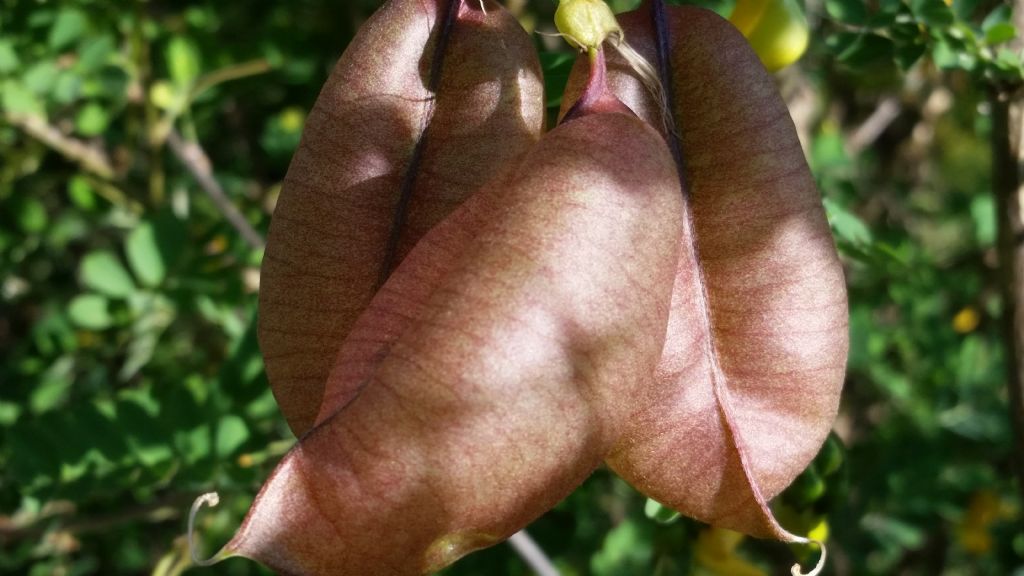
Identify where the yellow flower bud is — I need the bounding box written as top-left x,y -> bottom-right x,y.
555,0 -> 622,51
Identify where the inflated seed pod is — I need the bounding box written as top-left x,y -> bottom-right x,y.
561,1 -> 848,565
259,0 -> 544,438
195,99 -> 683,574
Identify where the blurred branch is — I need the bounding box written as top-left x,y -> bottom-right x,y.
152,60 -> 272,146
0,492 -> 197,543
6,112 -> 117,180
167,129 -> 266,250
191,59 -> 272,101
6,112 -> 144,213
993,92 -> 1024,506
847,96 -> 902,156
85,175 -> 145,215
991,0 -> 1024,506
508,530 -> 560,576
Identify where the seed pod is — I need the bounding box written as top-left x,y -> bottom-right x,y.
562,1 -> 848,556
199,107 -> 683,575
259,0 -> 545,437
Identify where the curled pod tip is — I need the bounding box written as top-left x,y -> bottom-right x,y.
790,538 -> 827,576
188,492 -> 233,567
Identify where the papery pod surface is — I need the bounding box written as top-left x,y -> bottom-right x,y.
561,3 -> 848,541
220,110 -> 684,575
259,0 -> 544,437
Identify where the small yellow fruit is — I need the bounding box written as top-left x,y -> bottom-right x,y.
952,306 -> 981,334
730,0 -> 809,72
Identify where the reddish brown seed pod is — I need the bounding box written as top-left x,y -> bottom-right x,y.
189,0 -> 848,573
562,1 -> 848,559
195,109 -> 684,575
258,0 -> 545,438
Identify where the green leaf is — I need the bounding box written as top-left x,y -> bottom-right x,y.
77,35 -> 116,73
591,520 -> 653,576
786,466 -> 826,506
824,198 -> 873,245
166,36 -> 201,88
69,294 -> 113,329
261,107 -> 306,158
837,34 -> 896,67
982,3 -> 1012,32
216,415 -> 250,457
119,394 -> 174,467
17,197 -> 48,233
0,401 -> 21,427
2,80 -> 45,117
931,37 -> 976,71
149,80 -> 180,110
811,130 -> 851,170
8,420 -> 61,491
996,48 -> 1023,73
985,22 -> 1017,45
910,0 -> 954,27
644,498 -> 681,524
125,221 -> 167,287
30,357 -> 74,414
80,251 -> 135,298
176,423 -> 212,464
895,41 -> 928,70
971,195 -> 996,246
0,40 -> 20,74
75,102 -> 109,136
119,331 -> 158,382
49,8 -> 88,50
815,435 -> 845,477
861,514 -> 926,550
23,61 -> 59,94
68,175 -> 97,210
53,72 -> 82,104
825,0 -> 867,24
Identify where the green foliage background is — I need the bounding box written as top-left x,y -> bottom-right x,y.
0,0 -> 1021,574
